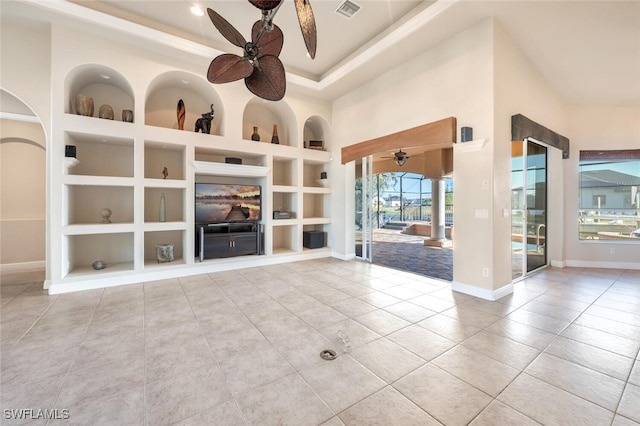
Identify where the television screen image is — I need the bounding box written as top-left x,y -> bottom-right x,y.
195,183 -> 261,223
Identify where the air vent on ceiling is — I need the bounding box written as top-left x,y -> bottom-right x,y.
336,0 -> 361,19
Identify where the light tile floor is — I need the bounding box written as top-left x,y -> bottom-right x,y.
1,260 -> 639,425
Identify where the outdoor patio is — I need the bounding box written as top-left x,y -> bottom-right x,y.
357,229 -> 453,282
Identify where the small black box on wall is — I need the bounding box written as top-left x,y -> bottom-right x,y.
461,127 -> 473,142
303,231 -> 325,249
65,145 -> 77,158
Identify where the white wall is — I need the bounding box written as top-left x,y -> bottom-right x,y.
564,105 -> 640,268
0,23 -> 52,132
491,22 -> 568,287
331,17 -> 599,297
332,19 -> 496,264
0,23 -> 51,271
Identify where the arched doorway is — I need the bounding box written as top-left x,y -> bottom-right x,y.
0,89 -> 47,284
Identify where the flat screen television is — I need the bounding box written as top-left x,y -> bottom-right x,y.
195,183 -> 261,223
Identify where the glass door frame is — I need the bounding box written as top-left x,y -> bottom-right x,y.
512,137 -> 549,281
356,155 -> 374,262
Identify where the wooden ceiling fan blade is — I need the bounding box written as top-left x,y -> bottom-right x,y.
294,0 -> 317,59
207,8 -> 246,48
252,21 -> 284,57
248,0 -> 283,10
207,54 -> 253,84
245,55 -> 286,101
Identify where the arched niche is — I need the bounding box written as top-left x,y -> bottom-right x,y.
303,115 -> 331,151
145,71 -> 224,135
242,98 -> 297,147
65,64 -> 134,119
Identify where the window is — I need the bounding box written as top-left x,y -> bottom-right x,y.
579,149 -> 640,241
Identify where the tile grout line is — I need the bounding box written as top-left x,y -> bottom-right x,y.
45,288 -> 105,425
488,270 -> 627,423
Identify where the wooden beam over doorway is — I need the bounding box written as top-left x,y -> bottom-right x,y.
340,117 -> 457,164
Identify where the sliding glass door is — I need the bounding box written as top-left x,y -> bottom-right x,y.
355,156 -> 374,261
512,139 -> 548,280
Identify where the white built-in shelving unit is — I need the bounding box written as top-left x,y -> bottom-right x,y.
49,61 -> 332,294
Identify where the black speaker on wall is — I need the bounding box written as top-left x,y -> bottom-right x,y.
461,127 -> 473,142
65,145 -> 76,158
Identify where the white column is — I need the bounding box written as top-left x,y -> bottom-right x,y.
431,178 -> 446,241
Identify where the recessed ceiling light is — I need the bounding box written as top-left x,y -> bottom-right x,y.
99,73 -> 111,80
190,5 -> 204,16
180,79 -> 189,84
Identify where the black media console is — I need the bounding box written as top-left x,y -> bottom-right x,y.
196,222 -> 262,262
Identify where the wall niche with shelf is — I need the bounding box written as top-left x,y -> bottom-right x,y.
303,161 -> 329,188
144,188 -> 184,223
303,115 -> 330,151
273,192 -> 297,218
66,233 -> 134,275
65,64 -> 134,120
145,142 -> 186,180
144,230 -> 184,266
272,225 -> 297,254
66,185 -> 134,225
303,193 -> 328,219
242,97 -> 297,146
145,71 -> 223,135
66,132 -> 134,177
273,158 -> 297,186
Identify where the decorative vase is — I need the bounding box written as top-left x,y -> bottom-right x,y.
75,94 -> 94,116
122,109 -> 133,122
251,126 -> 260,141
159,193 -> 166,222
98,104 -> 114,120
271,124 -> 279,144
156,244 -> 174,263
177,99 -> 185,130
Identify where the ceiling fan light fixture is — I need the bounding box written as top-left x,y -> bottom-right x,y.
394,156 -> 407,167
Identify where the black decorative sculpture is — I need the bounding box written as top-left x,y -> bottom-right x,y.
195,104 -> 215,134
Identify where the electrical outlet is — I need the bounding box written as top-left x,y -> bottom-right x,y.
482,267 -> 489,277
610,247 -> 615,255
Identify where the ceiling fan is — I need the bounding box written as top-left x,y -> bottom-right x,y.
381,150 -> 414,167
206,0 -> 317,101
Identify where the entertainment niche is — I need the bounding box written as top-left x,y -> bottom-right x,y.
50,45 -> 332,294
194,182 -> 263,260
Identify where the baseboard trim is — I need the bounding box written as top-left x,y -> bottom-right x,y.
331,252 -> 356,261
0,261 -> 45,273
550,260 -> 566,268
564,260 -> 640,270
451,281 -> 514,301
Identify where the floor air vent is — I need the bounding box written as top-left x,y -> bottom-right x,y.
336,0 -> 361,19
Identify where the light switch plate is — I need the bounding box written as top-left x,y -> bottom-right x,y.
475,209 -> 489,219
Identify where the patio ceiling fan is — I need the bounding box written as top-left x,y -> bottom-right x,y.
381,150 -> 415,167
206,0 -> 317,101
